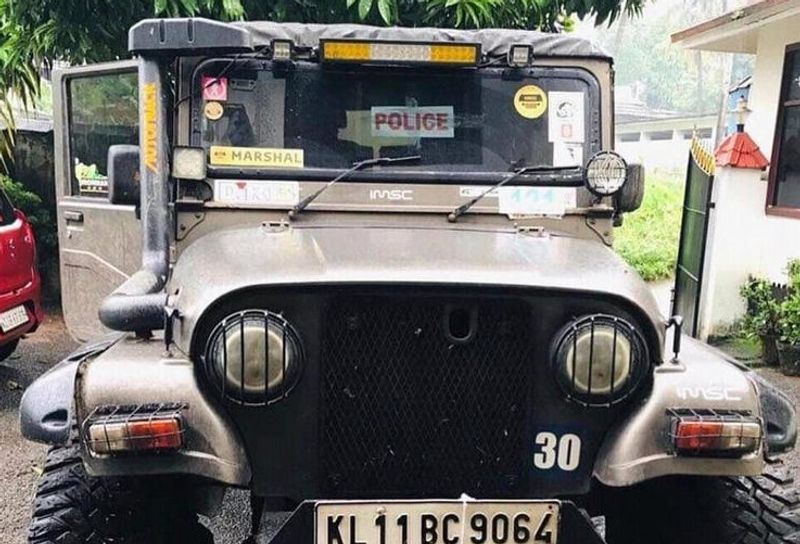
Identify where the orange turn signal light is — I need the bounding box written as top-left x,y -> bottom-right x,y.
88,416 -> 183,454
674,419 -> 761,454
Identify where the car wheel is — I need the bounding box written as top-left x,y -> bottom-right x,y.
0,339 -> 19,361
28,443 -> 214,544
604,462 -> 800,543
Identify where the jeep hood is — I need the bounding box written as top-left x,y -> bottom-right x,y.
168,225 -> 665,355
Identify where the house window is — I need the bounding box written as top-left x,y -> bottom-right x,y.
768,43 -> 800,217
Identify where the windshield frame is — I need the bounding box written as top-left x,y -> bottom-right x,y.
189,57 -> 603,186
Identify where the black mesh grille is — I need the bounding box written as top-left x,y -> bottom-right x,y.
321,295 -> 533,496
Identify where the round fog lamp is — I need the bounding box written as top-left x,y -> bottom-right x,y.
552,315 -> 648,406
585,151 -> 628,196
205,311 -> 303,405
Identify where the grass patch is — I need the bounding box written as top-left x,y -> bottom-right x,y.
614,174 -> 684,282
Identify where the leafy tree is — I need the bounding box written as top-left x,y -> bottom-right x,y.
0,0 -> 646,168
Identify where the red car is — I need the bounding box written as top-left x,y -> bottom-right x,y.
0,186 -> 43,361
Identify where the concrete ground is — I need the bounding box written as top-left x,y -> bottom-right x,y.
1,316 -> 798,543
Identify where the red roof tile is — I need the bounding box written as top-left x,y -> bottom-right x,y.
715,132 -> 769,169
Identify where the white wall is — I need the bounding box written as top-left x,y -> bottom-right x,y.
698,15 -> 800,338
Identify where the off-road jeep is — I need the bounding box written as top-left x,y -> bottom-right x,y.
20,18 -> 799,544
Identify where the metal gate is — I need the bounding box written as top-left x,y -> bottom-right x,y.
673,137 -> 715,337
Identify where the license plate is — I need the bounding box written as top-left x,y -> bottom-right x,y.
0,305 -> 28,333
316,500 -> 559,544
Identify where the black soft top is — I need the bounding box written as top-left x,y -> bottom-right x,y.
236,21 -> 611,60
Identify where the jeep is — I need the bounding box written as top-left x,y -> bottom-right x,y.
20,18 -> 798,544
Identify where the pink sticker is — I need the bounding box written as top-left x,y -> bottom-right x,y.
202,76 -> 228,101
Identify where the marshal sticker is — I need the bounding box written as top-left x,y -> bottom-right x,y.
371,106 -> 454,138
498,186 -> 576,217
214,180 -> 300,206
202,76 -> 228,101
204,101 -> 224,120
143,82 -> 158,173
548,91 -> 585,143
209,146 -> 304,169
514,85 -> 548,119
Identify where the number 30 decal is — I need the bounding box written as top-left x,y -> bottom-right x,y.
533,432 -> 581,471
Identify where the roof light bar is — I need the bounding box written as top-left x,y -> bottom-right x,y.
321,39 -> 480,66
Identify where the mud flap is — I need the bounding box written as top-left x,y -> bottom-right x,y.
260,501 -> 605,544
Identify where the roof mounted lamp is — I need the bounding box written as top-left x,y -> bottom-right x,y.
508,44 -> 534,68
271,39 -> 294,62
734,96 -> 752,133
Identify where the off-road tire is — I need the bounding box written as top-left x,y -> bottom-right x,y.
604,463 -> 800,543
0,339 -> 19,361
28,443 -> 214,544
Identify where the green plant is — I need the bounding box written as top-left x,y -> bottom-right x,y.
739,277 -> 782,338
787,258 -> 800,290
613,174 -> 683,281
781,291 -> 800,346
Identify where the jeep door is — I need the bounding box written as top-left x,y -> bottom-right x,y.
53,61 -> 142,341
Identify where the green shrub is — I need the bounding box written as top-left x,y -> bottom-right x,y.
614,175 -> 683,281
787,258 -> 800,290
740,276 -> 783,338
781,292 -> 800,345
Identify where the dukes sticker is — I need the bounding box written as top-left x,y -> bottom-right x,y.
371,106 -> 454,138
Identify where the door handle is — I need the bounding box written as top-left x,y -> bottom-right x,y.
64,210 -> 84,223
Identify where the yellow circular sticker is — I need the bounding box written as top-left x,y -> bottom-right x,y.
204,101 -> 224,121
514,85 -> 548,119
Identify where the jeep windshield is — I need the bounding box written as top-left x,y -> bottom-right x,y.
192,59 -> 600,183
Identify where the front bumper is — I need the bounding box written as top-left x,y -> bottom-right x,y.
0,276 -> 43,347
258,501 -> 605,544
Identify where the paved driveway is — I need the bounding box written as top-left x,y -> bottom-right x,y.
1,317 -> 798,543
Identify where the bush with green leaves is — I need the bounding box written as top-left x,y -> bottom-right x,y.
739,277 -> 783,339
787,258 -> 800,290
781,291 -> 800,346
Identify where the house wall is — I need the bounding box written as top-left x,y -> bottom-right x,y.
615,116 -> 717,173
698,15 -> 800,339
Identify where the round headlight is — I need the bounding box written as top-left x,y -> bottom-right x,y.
204,310 -> 303,405
585,151 -> 628,196
551,314 -> 648,406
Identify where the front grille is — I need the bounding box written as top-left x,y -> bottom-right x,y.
321,295 -> 533,496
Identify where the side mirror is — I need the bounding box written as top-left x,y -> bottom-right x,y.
616,163 -> 645,213
107,145 -> 140,206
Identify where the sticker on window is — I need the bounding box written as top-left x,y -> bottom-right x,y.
209,146 -> 304,169
74,160 -> 109,194
553,142 -> 584,167
371,106 -> 454,138
514,85 -> 548,119
498,187 -> 576,217
214,180 -> 300,206
548,92 -> 585,143
202,76 -> 228,101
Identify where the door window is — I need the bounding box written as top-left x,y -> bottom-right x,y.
68,72 -> 138,198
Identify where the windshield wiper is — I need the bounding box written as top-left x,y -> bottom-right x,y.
288,155 -> 422,218
447,165 -> 576,222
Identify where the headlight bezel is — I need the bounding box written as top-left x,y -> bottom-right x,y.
203,309 -> 305,406
551,314 -> 650,407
